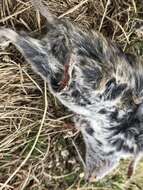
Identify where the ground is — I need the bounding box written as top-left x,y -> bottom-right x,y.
0,0 -> 143,189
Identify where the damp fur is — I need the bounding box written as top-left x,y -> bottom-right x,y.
0,0 -> 143,181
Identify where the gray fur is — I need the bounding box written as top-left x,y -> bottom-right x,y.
0,0 -> 143,181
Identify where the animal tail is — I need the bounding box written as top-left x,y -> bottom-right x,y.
0,28 -> 52,80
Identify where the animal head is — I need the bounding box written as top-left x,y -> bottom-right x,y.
76,90 -> 143,181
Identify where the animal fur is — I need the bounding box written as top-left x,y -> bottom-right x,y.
0,0 -> 143,181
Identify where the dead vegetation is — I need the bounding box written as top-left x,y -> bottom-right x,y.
0,0 -> 143,189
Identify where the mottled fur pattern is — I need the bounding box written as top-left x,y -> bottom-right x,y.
0,0 -> 143,181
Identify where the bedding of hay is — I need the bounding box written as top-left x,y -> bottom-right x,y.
0,0 -> 143,189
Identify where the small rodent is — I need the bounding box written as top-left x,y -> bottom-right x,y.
0,0 -> 143,182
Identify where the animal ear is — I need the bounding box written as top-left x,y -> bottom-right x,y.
81,124 -> 120,181
81,128 -> 102,181
0,28 -> 51,80
83,138 -> 98,181
84,143 -> 97,181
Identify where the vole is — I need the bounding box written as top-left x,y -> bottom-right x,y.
0,0 -> 143,181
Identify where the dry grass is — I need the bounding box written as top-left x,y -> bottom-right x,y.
0,0 -> 143,189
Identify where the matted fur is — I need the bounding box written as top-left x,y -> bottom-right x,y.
0,0 -> 143,181
0,0 -> 142,189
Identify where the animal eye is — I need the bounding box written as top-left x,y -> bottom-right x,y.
85,127 -> 94,136
98,108 -> 107,114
